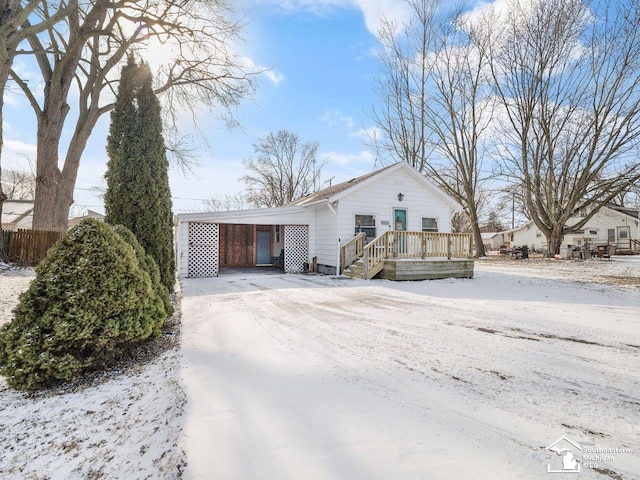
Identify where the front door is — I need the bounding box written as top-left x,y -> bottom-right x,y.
256,231 -> 272,265
393,209 -> 407,230
393,209 -> 407,254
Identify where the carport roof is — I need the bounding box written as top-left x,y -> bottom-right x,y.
175,205 -> 307,223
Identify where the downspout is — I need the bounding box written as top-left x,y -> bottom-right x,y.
327,201 -> 339,275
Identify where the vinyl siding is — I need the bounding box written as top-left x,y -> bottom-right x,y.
336,169 -> 454,252
313,204 -> 338,267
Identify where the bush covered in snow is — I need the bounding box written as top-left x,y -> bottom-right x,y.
111,224 -> 173,317
0,219 -> 167,391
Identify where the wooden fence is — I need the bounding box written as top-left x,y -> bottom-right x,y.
1,229 -> 63,266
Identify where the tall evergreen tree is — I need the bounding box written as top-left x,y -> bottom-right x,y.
105,55 -> 175,291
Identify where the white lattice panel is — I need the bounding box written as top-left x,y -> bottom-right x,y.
188,222 -> 219,278
284,225 -> 308,273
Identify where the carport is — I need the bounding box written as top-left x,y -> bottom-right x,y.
175,206 -> 314,278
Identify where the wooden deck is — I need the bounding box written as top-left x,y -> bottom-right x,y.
341,231 -> 474,280
380,258 -> 474,281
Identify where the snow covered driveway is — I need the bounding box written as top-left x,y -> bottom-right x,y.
179,259 -> 640,480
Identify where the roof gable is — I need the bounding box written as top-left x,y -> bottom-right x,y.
289,162 -> 461,210
287,164 -> 395,206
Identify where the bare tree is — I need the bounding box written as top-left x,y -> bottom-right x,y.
0,0 -> 69,223
241,130 -> 324,207
370,0 -> 494,257
486,0 -> 640,254
12,0 -> 258,231
203,193 -> 248,212
1,169 -> 36,199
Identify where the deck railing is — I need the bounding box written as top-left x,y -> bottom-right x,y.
340,232 -> 366,272
341,230 -> 474,278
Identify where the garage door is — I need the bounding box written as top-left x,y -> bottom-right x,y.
188,222 -> 219,277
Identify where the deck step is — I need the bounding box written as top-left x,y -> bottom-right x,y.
343,259 -> 365,279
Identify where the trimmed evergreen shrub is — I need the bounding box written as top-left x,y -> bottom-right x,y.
112,224 -> 173,316
0,219 -> 166,391
105,55 -> 175,292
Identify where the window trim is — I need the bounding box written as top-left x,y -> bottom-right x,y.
355,214 -> 377,242
421,217 -> 438,233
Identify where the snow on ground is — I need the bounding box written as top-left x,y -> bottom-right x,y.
1,257 -> 639,479
0,264 -> 34,328
0,265 -> 186,479
180,257 -> 640,480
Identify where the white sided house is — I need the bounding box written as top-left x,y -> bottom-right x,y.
500,204 -> 640,255
175,162 -> 473,279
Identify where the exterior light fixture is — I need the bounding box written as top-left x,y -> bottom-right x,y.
398,193 -> 404,202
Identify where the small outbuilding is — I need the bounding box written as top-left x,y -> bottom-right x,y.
175,162 -> 468,278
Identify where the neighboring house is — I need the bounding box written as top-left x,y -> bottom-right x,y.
67,210 -> 105,229
481,231 -> 503,252
499,204 -> 640,254
175,162 -> 462,277
1,199 -> 34,231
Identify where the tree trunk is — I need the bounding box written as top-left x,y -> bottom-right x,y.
472,221 -> 486,258
466,204 -> 485,258
33,101 -> 72,232
546,229 -> 564,257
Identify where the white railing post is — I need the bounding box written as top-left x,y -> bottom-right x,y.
363,248 -> 369,279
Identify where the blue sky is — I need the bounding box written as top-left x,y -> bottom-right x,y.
2,0 -> 412,214
3,0 -> 418,216
164,0 -> 407,213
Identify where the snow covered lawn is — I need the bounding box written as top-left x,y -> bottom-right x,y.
180,257 -> 640,480
1,257 -> 639,479
0,265 -> 186,479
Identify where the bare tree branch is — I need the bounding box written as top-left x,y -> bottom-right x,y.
241,130 -> 325,208
486,0 -> 640,254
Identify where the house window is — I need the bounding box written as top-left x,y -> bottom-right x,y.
355,215 -> 376,242
618,227 -> 630,240
422,217 -> 438,232
607,229 -> 615,242
536,232 -> 542,238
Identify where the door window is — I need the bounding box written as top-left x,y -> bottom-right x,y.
394,209 -> 407,231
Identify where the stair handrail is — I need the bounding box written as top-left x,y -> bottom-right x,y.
340,232 -> 366,273
362,231 -> 391,279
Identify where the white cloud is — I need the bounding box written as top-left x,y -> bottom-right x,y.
320,149 -> 375,167
349,125 -> 381,142
251,0 -> 411,38
319,109 -> 355,128
353,0 -> 412,37
241,56 -> 284,86
264,69 -> 285,85
2,139 -> 37,171
251,0 -> 352,16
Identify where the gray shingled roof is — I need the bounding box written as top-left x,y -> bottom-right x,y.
287,164 -> 396,206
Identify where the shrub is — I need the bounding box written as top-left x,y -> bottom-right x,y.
0,219 -> 166,391
111,224 -> 173,316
